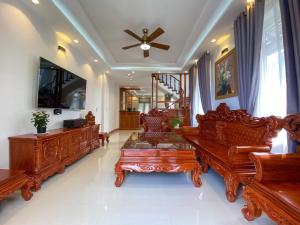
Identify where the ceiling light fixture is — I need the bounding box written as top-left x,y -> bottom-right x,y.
132,71 -> 135,74
74,39 -> 79,43
127,73 -> 131,76
32,0 -> 39,4
58,45 -> 66,53
211,38 -> 217,43
94,59 -> 98,62
140,42 -> 150,50
105,70 -> 109,74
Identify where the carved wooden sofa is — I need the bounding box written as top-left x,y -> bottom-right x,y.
141,109 -> 171,132
182,103 -> 281,202
242,114 -> 300,224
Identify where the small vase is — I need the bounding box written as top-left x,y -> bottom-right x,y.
37,126 -> 46,134
221,81 -> 227,95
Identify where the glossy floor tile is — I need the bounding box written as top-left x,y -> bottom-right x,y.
0,131 -> 275,225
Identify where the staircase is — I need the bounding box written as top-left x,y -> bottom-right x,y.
151,72 -> 191,125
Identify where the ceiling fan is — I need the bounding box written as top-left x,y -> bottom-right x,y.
122,27 -> 170,58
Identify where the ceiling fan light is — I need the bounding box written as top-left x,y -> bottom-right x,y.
140,43 -> 150,50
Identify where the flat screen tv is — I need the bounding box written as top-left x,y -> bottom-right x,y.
37,57 -> 86,110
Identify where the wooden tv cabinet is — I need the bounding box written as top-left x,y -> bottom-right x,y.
9,124 -> 100,191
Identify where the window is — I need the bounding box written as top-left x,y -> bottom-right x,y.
192,65 -> 204,126
255,0 -> 287,153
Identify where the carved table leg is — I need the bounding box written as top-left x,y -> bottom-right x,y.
115,162 -> 125,187
191,165 -> 202,187
21,183 -> 33,201
242,187 -> 262,221
199,152 -> 209,173
224,172 -> 239,202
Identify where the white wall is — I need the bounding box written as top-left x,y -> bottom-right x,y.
99,74 -> 120,132
210,29 -> 240,110
0,1 -> 119,168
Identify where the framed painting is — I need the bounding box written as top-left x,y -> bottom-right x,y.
215,48 -> 238,100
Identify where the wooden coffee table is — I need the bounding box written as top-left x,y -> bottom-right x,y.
115,132 -> 202,187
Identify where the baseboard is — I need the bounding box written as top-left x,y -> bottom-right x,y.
109,128 -> 119,135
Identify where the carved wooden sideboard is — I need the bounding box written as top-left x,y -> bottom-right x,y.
9,124 -> 99,191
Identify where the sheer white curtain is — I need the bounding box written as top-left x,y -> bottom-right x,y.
254,0 -> 287,153
192,65 -> 204,126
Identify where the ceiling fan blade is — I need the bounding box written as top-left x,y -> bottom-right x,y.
124,29 -> 143,42
150,42 -> 170,50
122,43 -> 140,50
144,50 -> 149,58
147,27 -> 164,42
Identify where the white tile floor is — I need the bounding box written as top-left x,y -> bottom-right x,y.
0,130 -> 275,225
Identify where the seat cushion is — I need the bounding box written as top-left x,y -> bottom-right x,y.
185,135 -> 229,163
260,182 -> 300,215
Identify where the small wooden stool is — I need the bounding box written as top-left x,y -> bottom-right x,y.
0,169 -> 33,201
99,132 -> 110,146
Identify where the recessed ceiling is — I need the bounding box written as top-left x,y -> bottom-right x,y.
52,0 -> 235,71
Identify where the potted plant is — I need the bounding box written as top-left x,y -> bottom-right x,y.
164,93 -> 173,108
171,117 -> 181,128
31,111 -> 50,134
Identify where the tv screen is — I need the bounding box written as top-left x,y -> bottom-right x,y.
37,58 -> 86,110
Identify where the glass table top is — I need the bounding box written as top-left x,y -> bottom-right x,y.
122,132 -> 195,150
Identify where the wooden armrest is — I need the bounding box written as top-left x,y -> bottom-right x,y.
182,126 -> 199,136
250,152 -> 300,182
228,146 -> 271,164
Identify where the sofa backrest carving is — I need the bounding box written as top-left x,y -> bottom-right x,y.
196,103 -> 281,147
141,109 -> 170,132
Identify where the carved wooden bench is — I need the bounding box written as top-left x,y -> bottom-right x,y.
0,169 -> 33,201
242,114 -> 300,224
183,103 -> 281,202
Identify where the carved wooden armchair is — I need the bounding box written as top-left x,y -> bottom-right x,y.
242,114 -> 300,224
141,109 -> 171,132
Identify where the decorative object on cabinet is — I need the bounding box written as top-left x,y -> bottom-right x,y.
31,111 -> 49,134
242,114 -> 300,224
182,103 -> 281,202
0,169 -> 33,201
215,49 -> 238,100
85,111 -> 95,125
9,124 -> 99,191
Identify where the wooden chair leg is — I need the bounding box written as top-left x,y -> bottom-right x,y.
224,172 -> 239,202
242,187 -> 262,221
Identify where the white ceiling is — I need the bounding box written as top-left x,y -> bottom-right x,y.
19,0 -> 245,93
51,0 -> 243,71
77,0 -> 221,65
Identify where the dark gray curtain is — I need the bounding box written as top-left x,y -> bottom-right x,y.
197,52 -> 212,113
188,66 -> 194,125
279,0 -> 300,152
234,0 -> 265,114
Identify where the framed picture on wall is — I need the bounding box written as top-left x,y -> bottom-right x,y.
215,48 -> 238,100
